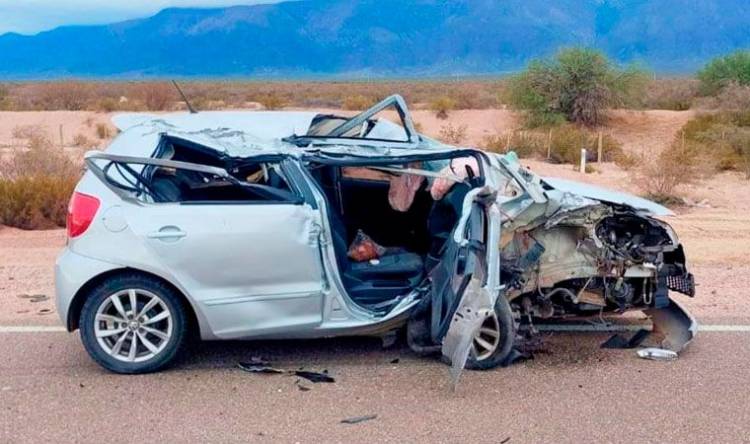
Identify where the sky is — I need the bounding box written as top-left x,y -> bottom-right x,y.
0,0 -> 288,35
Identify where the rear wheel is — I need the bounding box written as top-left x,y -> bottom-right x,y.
79,274 -> 187,374
465,295 -> 516,370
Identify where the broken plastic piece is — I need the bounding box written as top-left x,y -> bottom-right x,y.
644,298 -> 697,352
294,370 -> 335,383
237,362 -> 285,374
341,414 -> 377,424
637,348 -> 678,361
601,329 -> 651,349
347,230 -> 386,262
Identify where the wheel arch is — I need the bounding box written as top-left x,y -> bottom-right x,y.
67,268 -> 201,338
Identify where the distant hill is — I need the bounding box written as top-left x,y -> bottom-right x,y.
1,0 -> 749,78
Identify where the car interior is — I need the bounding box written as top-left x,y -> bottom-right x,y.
99,134 -> 485,312
121,136 -> 300,204
305,153 -> 484,310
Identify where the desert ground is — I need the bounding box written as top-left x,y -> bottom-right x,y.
2,107 -> 750,442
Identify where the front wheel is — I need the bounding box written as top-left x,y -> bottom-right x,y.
79,274 -> 187,374
465,295 -> 516,370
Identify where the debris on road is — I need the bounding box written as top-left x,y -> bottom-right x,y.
295,379 -> 312,391
17,294 -> 49,303
237,362 -> 285,374
237,361 -> 335,383
340,414 -> 377,424
601,329 -> 650,349
637,348 -> 679,361
294,370 -> 335,383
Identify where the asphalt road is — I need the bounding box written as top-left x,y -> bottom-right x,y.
2,325 -> 749,443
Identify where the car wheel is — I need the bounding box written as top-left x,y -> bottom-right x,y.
465,295 -> 516,370
79,274 -> 187,374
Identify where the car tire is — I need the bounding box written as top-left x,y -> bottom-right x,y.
79,274 -> 187,374
465,295 -> 516,370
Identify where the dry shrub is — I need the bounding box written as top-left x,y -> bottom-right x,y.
678,111 -> 750,177
254,93 -> 287,110
696,82 -> 750,110
0,80 -> 506,111
72,133 -> 93,147
430,96 -> 457,119
637,137 -> 699,203
641,78 -> 699,111
36,81 -> 92,110
135,82 -> 175,111
438,123 -> 468,145
0,132 -> 81,229
95,97 -> 120,112
95,123 -> 112,140
342,95 -> 374,110
482,125 -> 623,165
0,84 -> 13,110
0,176 -> 77,229
11,125 -> 46,141
2,133 -> 80,180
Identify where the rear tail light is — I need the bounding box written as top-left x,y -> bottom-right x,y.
67,192 -> 100,238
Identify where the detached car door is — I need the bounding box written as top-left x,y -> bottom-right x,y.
86,153 -> 325,339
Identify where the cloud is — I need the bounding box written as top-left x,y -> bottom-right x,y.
0,0 -> 287,35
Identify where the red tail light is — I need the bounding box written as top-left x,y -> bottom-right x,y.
67,192 -> 100,238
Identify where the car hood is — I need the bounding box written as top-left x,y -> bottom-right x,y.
542,177 -> 674,216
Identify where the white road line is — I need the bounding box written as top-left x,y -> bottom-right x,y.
0,326 -> 67,333
1,324 -> 750,333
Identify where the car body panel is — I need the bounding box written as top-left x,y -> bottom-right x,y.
543,177 -> 674,216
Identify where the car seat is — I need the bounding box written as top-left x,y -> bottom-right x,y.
326,206 -> 424,306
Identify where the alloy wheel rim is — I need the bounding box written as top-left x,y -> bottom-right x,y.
472,312 -> 501,361
94,289 -> 173,363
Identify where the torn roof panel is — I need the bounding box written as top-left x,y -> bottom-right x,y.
112,111 -> 319,138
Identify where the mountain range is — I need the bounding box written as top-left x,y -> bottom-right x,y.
1,0 -> 749,78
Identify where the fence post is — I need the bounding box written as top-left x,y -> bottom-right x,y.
505,130 -> 512,152
580,149 -> 587,173
59,124 -> 64,148
597,131 -> 603,163
546,128 -> 552,159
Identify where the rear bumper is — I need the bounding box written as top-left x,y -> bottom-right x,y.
55,248 -> 122,331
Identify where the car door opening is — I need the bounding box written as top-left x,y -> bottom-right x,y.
304,152 -> 486,312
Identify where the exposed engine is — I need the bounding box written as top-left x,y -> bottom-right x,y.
501,207 -> 694,321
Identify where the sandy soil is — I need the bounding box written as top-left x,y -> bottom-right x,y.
0,111 -> 115,150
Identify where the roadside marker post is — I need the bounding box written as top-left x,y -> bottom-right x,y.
580,149 -> 587,173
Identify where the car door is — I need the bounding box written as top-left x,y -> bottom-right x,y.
431,185 -> 504,386
86,152 -> 326,339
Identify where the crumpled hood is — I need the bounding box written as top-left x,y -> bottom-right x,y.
543,177 -> 674,216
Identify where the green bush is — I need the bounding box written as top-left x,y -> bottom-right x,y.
698,50 -> 750,95
507,48 -> 648,127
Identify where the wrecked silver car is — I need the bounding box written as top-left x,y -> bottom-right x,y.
55,95 -> 696,375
